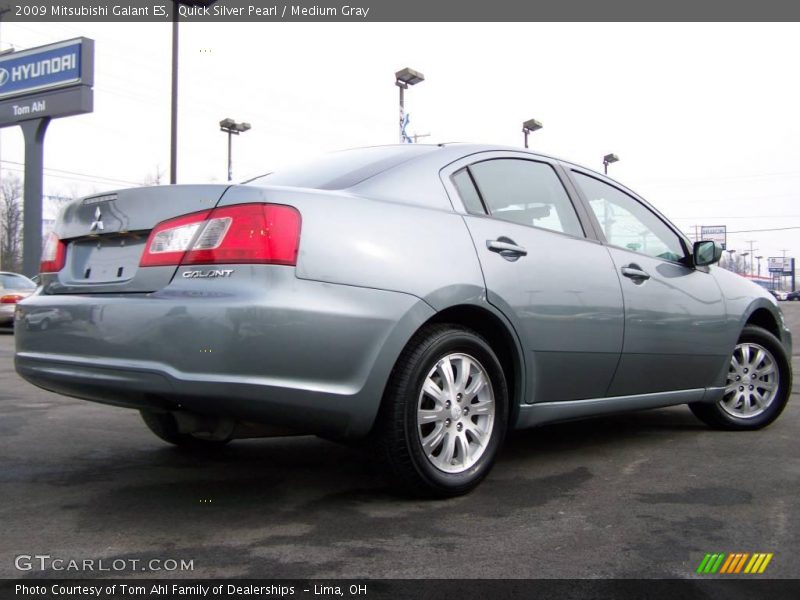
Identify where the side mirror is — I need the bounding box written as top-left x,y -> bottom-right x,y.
693,240 -> 722,267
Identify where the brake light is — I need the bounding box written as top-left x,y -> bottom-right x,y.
0,294 -> 23,304
140,203 -> 301,267
40,232 -> 67,273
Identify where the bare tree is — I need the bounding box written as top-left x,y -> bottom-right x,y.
143,164 -> 165,186
720,252 -> 748,275
0,173 -> 23,272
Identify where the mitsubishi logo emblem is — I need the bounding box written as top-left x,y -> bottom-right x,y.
90,206 -> 104,232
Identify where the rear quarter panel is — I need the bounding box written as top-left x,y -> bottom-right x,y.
219,185 -> 487,309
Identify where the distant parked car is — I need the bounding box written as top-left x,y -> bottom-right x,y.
13,144 -> 794,496
0,272 -> 36,330
786,290 -> 800,301
770,290 -> 789,301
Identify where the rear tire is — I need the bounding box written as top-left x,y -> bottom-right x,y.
375,324 -> 508,498
140,410 -> 231,449
689,325 -> 791,430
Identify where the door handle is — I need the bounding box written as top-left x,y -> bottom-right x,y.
621,264 -> 650,282
487,239 -> 528,260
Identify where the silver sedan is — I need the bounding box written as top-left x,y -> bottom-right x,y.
0,272 -> 36,329
14,144 -> 793,496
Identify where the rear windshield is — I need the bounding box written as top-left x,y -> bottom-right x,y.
0,273 -> 35,290
246,145 -> 437,190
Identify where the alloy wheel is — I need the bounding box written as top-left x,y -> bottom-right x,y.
416,353 -> 495,474
721,342 -> 779,419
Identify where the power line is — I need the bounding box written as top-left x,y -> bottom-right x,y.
671,215 -> 800,220
0,159 -> 141,187
0,164 -> 121,189
725,226 -> 800,234
634,170 -> 800,187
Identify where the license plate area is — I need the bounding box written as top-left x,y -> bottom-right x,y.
69,234 -> 148,283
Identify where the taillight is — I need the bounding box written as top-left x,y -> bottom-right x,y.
140,203 -> 301,268
40,232 -> 67,273
0,294 -> 23,304
139,210 -> 213,267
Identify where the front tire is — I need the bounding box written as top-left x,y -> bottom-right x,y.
376,324 -> 508,497
690,325 -> 791,430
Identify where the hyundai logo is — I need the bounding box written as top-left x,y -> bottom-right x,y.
0,69 -> 9,87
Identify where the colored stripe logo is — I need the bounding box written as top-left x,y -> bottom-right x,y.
697,553 -> 773,574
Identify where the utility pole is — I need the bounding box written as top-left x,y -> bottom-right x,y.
170,1 -> 179,184
745,240 -> 757,277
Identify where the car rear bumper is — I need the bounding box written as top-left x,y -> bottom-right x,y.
0,304 -> 15,325
14,267 -> 434,438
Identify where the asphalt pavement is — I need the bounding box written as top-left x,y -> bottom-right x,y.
1,304 -> 799,579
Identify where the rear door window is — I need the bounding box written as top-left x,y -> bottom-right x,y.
451,168 -> 486,214
467,159 -> 584,237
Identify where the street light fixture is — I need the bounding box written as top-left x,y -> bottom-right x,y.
522,118 -> 542,149
603,153 -> 619,175
219,118 -> 251,182
395,67 -> 425,143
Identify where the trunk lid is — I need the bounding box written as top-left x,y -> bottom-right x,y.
49,185 -> 230,294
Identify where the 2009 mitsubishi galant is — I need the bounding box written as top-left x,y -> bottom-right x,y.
14,144 -> 793,496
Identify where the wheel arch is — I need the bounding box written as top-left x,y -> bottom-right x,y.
744,306 -> 781,340
385,302 -> 527,430
710,300 -> 792,390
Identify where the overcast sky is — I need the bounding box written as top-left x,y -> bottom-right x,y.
2,22 -> 799,271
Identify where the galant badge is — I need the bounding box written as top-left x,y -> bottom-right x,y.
181,269 -> 234,279
90,206 -> 104,232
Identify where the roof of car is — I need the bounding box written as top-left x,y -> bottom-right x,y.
368,142 -> 610,179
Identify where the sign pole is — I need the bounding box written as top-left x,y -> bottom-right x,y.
20,117 -> 49,276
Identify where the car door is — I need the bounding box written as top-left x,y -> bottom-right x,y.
443,153 -> 625,403
569,170 -> 728,396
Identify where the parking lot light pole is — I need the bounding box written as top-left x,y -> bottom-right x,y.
522,119 -> 542,149
219,118 -> 251,181
603,153 -> 619,175
756,255 -> 763,278
395,67 -> 424,143
725,249 -> 736,272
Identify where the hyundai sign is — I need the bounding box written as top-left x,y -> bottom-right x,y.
0,36 -> 94,277
700,225 -> 726,250
0,38 -> 93,100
